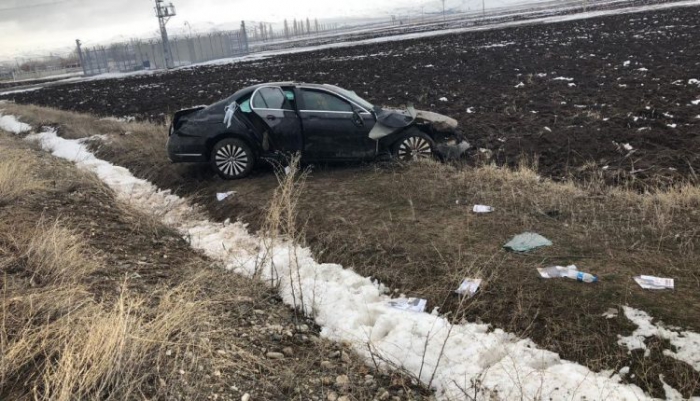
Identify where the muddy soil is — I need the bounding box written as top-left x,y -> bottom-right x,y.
4,5 -> 700,187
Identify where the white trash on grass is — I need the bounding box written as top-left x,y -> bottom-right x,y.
217,191 -> 236,201
634,276 -> 674,290
455,279 -> 482,297
22,121 -> 664,400
472,205 -> 494,213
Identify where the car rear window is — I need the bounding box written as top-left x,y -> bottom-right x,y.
300,90 -> 353,112
252,87 -> 291,110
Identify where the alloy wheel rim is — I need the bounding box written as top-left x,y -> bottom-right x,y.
215,144 -> 248,176
398,137 -> 432,160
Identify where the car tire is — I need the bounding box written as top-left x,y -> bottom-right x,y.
392,131 -> 435,161
210,138 -> 255,180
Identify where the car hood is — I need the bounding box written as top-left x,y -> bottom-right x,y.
369,106 -> 460,140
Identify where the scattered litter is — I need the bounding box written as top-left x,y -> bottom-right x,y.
623,60 -> 631,67
514,82 -> 525,88
689,79 -> 700,86
544,126 -> 552,132
473,205 -> 494,213
623,143 -> 634,151
637,68 -> 648,72
504,232 -> 552,252
603,308 -> 619,319
387,298 -> 427,313
216,191 -> 236,202
552,77 -> 574,81
284,166 -> 292,175
634,276 -> 674,290
455,278 -> 482,297
466,107 -> 475,114
439,97 -> 448,102
692,99 -> 700,106
537,264 -> 598,283
667,124 -> 677,128
568,83 -> 577,87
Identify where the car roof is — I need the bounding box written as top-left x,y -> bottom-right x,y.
230,82 -> 343,99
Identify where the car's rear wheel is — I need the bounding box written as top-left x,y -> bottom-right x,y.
211,138 -> 255,180
393,132 -> 435,161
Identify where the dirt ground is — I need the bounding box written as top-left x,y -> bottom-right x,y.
0,131 -> 431,400
3,4 -> 700,187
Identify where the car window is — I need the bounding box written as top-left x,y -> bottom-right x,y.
301,90 -> 353,112
240,99 -> 252,113
252,87 -> 290,110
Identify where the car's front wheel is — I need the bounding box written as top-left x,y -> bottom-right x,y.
393,132 -> 435,161
210,138 -> 255,179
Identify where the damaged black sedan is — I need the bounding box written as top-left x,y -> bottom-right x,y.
167,82 -> 469,179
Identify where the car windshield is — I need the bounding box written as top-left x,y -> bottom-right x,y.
326,85 -> 376,112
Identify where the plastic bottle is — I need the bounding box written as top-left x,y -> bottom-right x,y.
565,270 -> 598,283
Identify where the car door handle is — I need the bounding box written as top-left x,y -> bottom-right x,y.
266,115 -> 276,121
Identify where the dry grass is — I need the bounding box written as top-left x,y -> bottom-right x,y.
0,210 -> 210,400
0,148 -> 46,205
0,134 -> 213,401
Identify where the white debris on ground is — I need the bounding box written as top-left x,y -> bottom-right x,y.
12,118 -> 676,400
514,82 -> 525,88
618,307 -> 700,371
466,107 -> 475,114
216,191 -> 236,202
553,77 -> 575,81
623,60 -> 632,67
691,99 -> 700,106
0,112 -> 32,134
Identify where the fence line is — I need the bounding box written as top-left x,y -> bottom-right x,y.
81,29 -> 249,75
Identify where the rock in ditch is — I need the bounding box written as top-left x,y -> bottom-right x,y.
265,352 -> 285,360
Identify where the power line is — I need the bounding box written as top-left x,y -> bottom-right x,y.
0,0 -> 76,12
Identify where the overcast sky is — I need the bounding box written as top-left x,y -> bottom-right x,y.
0,0 -> 526,60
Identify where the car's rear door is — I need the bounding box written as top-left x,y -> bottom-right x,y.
250,86 -> 303,153
297,87 -> 376,161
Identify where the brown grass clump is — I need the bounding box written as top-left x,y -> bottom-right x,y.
0,148 -> 45,205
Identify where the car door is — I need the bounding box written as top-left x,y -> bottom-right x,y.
250,86 -> 303,153
297,88 -> 376,161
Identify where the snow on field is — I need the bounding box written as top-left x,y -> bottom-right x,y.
9,117 -> 691,400
0,112 -> 31,134
0,87 -> 43,96
618,306 -> 700,371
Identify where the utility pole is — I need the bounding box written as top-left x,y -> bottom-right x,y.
154,0 -> 176,69
442,0 -> 446,21
75,39 -> 87,75
482,0 -> 486,16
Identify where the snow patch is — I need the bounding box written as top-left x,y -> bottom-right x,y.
24,126 -> 659,400
0,112 -> 32,134
618,306 -> 700,371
